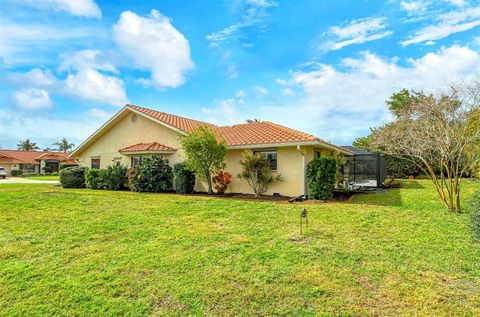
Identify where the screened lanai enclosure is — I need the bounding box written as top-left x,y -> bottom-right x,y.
341,146 -> 387,188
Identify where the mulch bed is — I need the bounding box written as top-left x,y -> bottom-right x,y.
178,190 -> 360,204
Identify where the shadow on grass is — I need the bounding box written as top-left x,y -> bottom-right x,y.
352,188 -> 403,207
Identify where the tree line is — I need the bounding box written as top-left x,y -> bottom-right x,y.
353,76 -> 480,213
16,138 -> 75,153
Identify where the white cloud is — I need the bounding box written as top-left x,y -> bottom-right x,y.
320,17 -> 393,51
0,20 -> 100,65
10,88 -> 53,110
202,98 -> 236,115
236,90 -> 247,99
254,85 -> 269,96
201,98 -> 241,125
235,90 -> 246,104
113,9 -> 194,89
17,0 -> 101,18
59,50 -> 117,73
88,108 -> 113,120
447,0 -> 465,7
225,63 -> 239,79
206,0 -> 278,46
401,6 -> 480,46
282,88 -> 295,96
6,68 -> 58,87
200,89 -> 252,124
0,110 -> 102,149
259,45 -> 480,144
400,1 -> 427,13
64,69 -> 128,106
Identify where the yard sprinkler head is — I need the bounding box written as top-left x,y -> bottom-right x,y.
300,207 -> 308,235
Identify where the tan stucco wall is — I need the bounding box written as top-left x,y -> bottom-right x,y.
220,147 -> 304,197
73,109 -> 337,197
74,111 -> 185,169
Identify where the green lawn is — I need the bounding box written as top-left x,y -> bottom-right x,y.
0,180 -> 479,316
23,175 -> 59,181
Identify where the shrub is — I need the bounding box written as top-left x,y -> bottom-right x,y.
128,157 -> 173,192
181,126 -> 226,194
86,165 -> 128,190
42,166 -> 53,174
11,170 -> 23,177
468,189 -> 480,240
173,163 -> 196,194
103,165 -> 128,190
60,164 -> 78,170
60,166 -> 87,188
85,169 -> 103,189
212,169 -> 232,194
237,150 -> 281,196
307,157 -> 337,200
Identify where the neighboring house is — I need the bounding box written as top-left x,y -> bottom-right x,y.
70,104 -> 352,197
0,150 -> 78,175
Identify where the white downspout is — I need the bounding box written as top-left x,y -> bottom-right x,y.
296,144 -> 307,197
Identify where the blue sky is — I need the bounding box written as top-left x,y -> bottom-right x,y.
1,0 -> 480,149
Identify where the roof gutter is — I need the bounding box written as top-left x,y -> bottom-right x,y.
227,141 -> 354,155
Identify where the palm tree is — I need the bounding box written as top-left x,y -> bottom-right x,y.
53,138 -> 75,153
43,147 -> 54,152
17,139 -> 40,151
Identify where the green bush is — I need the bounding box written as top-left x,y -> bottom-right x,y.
86,165 -> 128,190
85,169 -> 103,189
173,163 -> 195,194
60,164 -> 78,170
11,170 -> 23,177
103,165 -> 128,190
307,157 -> 337,200
60,166 -> 87,188
128,157 -> 173,192
468,189 -> 480,240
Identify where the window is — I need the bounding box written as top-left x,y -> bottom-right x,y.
113,157 -> 122,166
314,149 -> 322,159
131,156 -> 141,167
254,150 -> 277,171
91,158 -> 100,169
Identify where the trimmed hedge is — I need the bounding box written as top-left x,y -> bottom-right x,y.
11,170 -> 23,177
60,164 -> 79,170
128,157 -> 173,192
173,163 -> 195,194
60,166 -> 87,188
307,157 -> 337,200
468,189 -> 480,240
86,165 -> 128,190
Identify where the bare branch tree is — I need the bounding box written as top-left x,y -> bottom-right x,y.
370,77 -> 480,213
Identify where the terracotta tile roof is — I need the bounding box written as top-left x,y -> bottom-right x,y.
127,104 -> 216,133
215,121 -> 320,146
124,105 -> 349,153
119,142 -> 176,153
60,159 -> 79,165
0,150 -> 72,163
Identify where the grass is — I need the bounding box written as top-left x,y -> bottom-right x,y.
0,180 -> 479,316
22,175 -> 59,181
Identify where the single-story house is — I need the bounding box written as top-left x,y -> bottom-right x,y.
70,104 -> 353,197
0,150 -> 78,175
